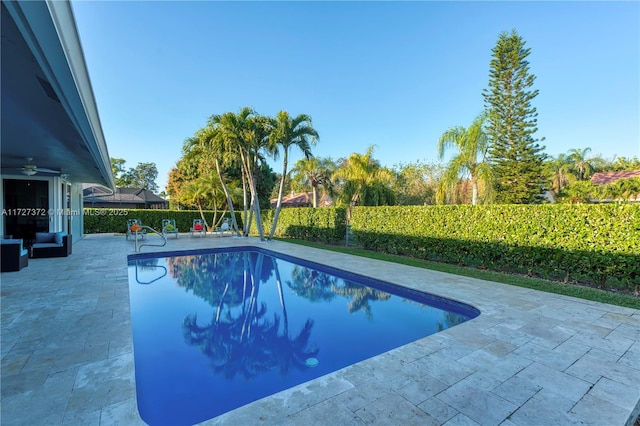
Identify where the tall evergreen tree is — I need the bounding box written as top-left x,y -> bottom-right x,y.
483,29 -> 546,204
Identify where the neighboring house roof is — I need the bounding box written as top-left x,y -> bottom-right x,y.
83,185 -> 167,207
591,170 -> 640,185
270,192 -> 333,208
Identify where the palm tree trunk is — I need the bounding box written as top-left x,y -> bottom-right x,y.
472,178 -> 479,205
215,282 -> 229,325
240,149 -> 264,240
216,254 -> 237,325
242,254 -> 262,340
240,150 -> 249,236
215,159 -> 240,235
251,154 -> 266,241
211,199 -> 219,231
312,184 -> 318,208
268,152 -> 288,239
196,199 -> 209,230
250,182 -> 265,240
274,262 -> 289,336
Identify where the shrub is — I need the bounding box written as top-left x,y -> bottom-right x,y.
261,208 -> 347,244
85,205 -> 640,290
349,204 -> 640,290
84,209 -> 242,234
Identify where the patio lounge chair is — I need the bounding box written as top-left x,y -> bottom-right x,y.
162,219 -> 179,239
213,218 -> 231,237
126,219 -> 145,240
190,219 -> 206,237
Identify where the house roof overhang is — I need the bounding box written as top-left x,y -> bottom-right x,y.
1,0 -> 114,188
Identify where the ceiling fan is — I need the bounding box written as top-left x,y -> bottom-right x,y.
16,158 -> 60,176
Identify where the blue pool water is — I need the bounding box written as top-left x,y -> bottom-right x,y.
127,247 -> 479,425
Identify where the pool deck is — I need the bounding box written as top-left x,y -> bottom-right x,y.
1,233 -> 639,426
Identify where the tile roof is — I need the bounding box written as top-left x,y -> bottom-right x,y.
270,192 -> 333,208
590,170 -> 640,185
83,185 -> 166,205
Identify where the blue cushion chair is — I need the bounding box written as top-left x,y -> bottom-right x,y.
31,232 -> 72,258
1,239 -> 29,272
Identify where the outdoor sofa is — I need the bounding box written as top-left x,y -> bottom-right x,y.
1,239 -> 29,272
31,231 -> 72,258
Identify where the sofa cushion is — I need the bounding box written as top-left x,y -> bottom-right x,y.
32,243 -> 61,249
1,238 -> 22,246
35,232 -> 56,244
55,232 -> 67,245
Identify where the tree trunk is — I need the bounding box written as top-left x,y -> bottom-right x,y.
268,152 -> 288,239
240,149 -> 264,241
215,159 -> 240,235
312,185 -> 318,208
250,181 -> 265,241
241,162 -> 249,236
196,200 -> 209,230
471,178 -> 479,205
274,262 -> 289,336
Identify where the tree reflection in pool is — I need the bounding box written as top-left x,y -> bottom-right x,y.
128,247 -> 479,426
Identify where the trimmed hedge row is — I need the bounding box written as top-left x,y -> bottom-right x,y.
84,209 -> 241,234
349,204 -> 640,289
261,208 -> 347,244
83,204 -> 640,289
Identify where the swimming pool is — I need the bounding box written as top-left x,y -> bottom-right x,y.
127,247 -> 480,425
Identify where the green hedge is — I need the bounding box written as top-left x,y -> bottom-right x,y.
349,204 -> 640,290
84,209 -> 242,234
84,204 -> 640,290
261,208 -> 347,244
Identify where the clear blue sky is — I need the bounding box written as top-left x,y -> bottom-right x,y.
72,1 -> 640,192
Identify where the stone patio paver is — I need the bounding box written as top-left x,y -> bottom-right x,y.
1,233 -> 639,425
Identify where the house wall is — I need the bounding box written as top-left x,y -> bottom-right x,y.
71,183 -> 84,238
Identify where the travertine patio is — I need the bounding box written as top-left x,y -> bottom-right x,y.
1,233 -> 639,425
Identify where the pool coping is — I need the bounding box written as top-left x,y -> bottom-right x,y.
1,234 -> 639,426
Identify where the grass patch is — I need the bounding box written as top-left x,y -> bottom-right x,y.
279,238 -> 640,310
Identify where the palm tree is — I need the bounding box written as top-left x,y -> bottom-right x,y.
182,172 -> 225,230
547,153 -> 575,195
290,157 -> 335,208
332,145 -> 395,219
567,147 -> 595,181
210,110 -> 251,234
268,111 -> 318,240
241,114 -> 272,240
331,281 -> 391,319
436,112 -> 491,205
200,125 -> 242,234
210,108 -> 271,240
287,265 -> 337,302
